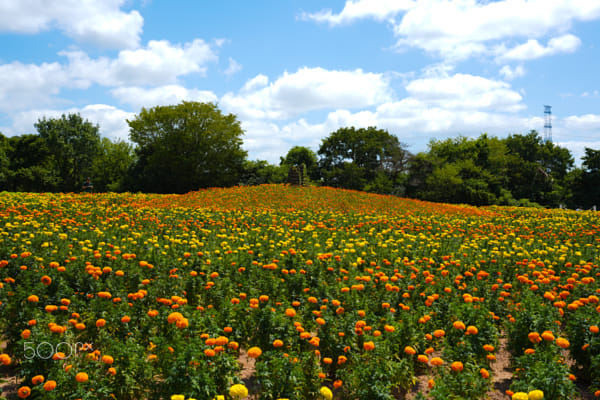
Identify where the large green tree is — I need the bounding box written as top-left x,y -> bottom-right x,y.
5,134 -> 59,192
567,148 -> 600,209
128,102 -> 247,193
280,146 -> 319,182
91,138 -> 136,192
35,113 -> 101,192
318,127 -> 412,193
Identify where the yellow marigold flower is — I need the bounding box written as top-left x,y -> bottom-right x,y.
528,390 -> 544,400
512,392 -> 529,400
229,383 -> 249,398
319,386 -> 333,400
171,395 -> 185,400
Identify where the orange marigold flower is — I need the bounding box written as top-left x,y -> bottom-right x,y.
285,308 -> 296,317
108,367 -> 116,376
75,372 -> 88,383
273,339 -> 284,348
40,275 -> 52,285
556,337 -> 570,349
17,386 -> 31,398
31,375 -> 44,385
417,354 -> 429,363
121,316 -> 130,323
204,349 -> 216,357
96,319 -> 106,328
21,329 -> 31,339
43,380 -> 57,391
483,344 -> 495,352
541,331 -> 555,342
0,354 -> 11,366
590,325 -> 599,334
429,357 -> 444,366
101,355 -> 114,364
451,361 -> 464,372
480,368 -> 490,379
466,325 -> 478,335
27,295 -> 39,303
363,341 -> 375,351
384,324 -> 395,333
433,329 -> 445,338
528,332 -> 542,344
247,346 -> 262,358
404,346 -> 417,355
453,321 -> 466,330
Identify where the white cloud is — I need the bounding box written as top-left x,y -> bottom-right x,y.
499,65 -> 526,80
306,0 -> 600,61
8,104 -> 134,141
224,58 -> 242,76
301,0 -> 415,25
111,85 -> 218,111
498,34 -> 581,61
405,73 -> 524,112
61,39 -> 218,87
0,61 -> 80,112
221,67 -> 393,120
0,0 -> 143,49
563,114 -> 600,131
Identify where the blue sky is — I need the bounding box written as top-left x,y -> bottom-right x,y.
1,0 -> 600,164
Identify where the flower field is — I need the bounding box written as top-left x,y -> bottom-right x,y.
0,184 -> 599,400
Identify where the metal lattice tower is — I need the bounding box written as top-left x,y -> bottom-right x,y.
544,105 -> 552,143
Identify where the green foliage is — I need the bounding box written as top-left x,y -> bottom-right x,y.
240,160 -> 286,186
281,146 -> 320,182
318,126 -> 412,193
35,113 -> 101,192
128,101 -> 247,193
91,138 -> 135,192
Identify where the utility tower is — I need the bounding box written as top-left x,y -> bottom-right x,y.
544,105 -> 552,143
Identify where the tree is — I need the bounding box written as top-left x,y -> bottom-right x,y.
91,138 -> 135,192
239,160 -> 286,186
568,148 -> 600,209
318,127 -> 412,193
35,113 -> 101,192
5,134 -> 59,192
280,146 -> 319,182
0,133 -> 10,190
128,102 -> 247,193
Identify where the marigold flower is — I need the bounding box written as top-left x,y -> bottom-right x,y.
451,361 -> 464,372
121,316 -> 130,323
528,390 -> 544,400
17,386 -> 31,398
512,392 -> 529,400
75,372 -> 88,383
453,321 -> 466,330
171,395 -> 185,400
483,344 -> 495,352
102,355 -> 114,364
319,386 -> 333,400
480,368 -> 490,378
433,329 -> 445,338
528,332 -> 542,344
556,337 -> 569,348
285,308 -> 296,317
31,375 -> 44,385
333,379 -> 343,388
541,331 -> 555,342
404,346 -> 417,355
466,325 -> 478,335
27,295 -> 39,303
429,357 -> 444,366
40,275 -> 52,285
247,346 -> 262,358
204,349 -> 216,357
417,354 -> 429,363
273,339 -> 284,348
43,380 -> 57,391
0,354 -> 11,366
229,383 -> 249,398
363,341 -> 375,351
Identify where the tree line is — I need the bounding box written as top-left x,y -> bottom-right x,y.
0,101 -> 598,209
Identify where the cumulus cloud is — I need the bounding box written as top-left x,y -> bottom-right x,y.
499,65 -> 526,80
498,34 -> 581,61
0,0 -> 143,49
111,85 -> 218,111
221,67 -> 393,120
306,0 -> 600,61
224,58 -> 242,76
8,105 -> 134,141
0,61 -> 83,112
61,39 -> 218,87
301,0 -> 415,25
